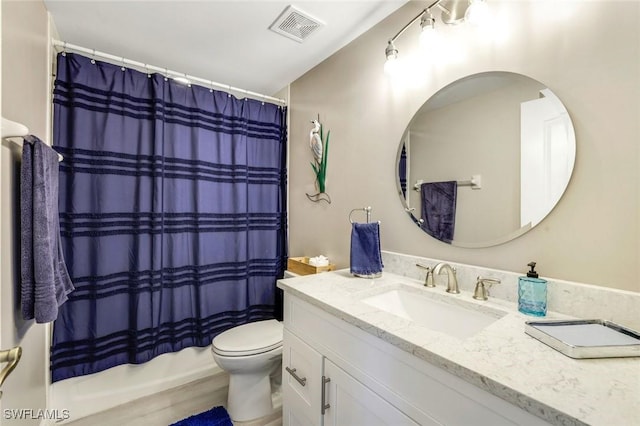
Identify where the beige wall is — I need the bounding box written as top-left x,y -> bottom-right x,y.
288,1 -> 640,292
1,0 -> 51,421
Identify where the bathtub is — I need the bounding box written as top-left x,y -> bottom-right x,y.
50,346 -> 220,422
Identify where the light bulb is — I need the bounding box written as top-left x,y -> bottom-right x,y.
384,55 -> 399,76
384,41 -> 399,76
419,12 -> 438,50
465,0 -> 490,26
419,26 -> 439,51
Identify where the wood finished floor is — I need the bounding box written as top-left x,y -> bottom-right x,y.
65,373 -> 282,426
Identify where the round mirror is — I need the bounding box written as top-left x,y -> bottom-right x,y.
397,71 -> 576,247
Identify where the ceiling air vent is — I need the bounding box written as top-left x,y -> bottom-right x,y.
269,5 -> 324,43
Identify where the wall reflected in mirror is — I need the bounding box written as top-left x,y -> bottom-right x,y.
397,71 -> 576,247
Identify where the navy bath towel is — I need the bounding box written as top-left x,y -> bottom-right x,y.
21,135 -> 74,323
421,181 -> 457,244
350,222 -> 383,277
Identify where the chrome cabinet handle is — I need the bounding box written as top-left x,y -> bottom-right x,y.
285,366 -> 307,387
321,375 -> 331,415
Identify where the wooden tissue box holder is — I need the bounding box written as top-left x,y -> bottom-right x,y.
287,257 -> 336,276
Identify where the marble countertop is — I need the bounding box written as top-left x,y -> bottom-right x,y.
277,269 -> 640,426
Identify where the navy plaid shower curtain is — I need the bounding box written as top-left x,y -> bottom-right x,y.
51,53 -> 287,382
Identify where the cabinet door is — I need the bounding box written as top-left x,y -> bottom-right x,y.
323,359 -> 420,426
282,329 -> 323,426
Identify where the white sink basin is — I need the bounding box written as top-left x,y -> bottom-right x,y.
363,288 -> 505,339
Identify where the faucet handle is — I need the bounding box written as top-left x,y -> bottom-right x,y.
473,276 -> 501,301
416,264 -> 435,287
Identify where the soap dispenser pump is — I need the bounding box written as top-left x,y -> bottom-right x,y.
518,262 -> 547,316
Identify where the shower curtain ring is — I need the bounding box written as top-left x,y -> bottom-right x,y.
62,42 -> 67,56
121,57 -> 126,72
91,49 -> 96,64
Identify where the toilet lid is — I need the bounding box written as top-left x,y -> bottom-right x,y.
212,319 -> 283,357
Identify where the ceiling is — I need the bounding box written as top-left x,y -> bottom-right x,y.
44,0 -> 408,98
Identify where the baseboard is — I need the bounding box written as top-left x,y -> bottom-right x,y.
60,371 -> 229,426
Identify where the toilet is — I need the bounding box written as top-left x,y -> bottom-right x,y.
211,319 -> 283,422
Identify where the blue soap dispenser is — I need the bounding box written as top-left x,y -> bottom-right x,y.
518,262 -> 547,316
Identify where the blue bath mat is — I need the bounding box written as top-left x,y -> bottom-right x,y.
170,406 -> 232,426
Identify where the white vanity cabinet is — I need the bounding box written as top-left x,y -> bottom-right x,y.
282,293 -> 550,426
282,328 -> 323,426
283,327 -> 417,426
322,358 -> 420,426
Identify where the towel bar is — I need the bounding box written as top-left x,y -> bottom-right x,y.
414,175 -> 481,191
349,206 -> 380,224
2,118 -> 63,162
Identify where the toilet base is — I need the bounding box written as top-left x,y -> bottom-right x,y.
231,407 -> 282,426
226,360 -> 282,422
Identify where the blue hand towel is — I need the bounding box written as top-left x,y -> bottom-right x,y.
21,135 -> 74,323
350,222 -> 383,277
420,181 -> 457,244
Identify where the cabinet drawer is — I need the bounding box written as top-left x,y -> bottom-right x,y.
282,328 -> 323,426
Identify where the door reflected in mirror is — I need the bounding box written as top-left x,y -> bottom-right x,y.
397,72 -> 576,247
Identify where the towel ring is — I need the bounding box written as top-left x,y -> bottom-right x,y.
349,206 -> 379,224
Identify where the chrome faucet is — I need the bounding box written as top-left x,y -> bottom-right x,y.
433,262 -> 459,294
473,276 -> 501,301
416,263 -> 435,287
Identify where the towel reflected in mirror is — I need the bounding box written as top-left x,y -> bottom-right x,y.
420,181 -> 457,244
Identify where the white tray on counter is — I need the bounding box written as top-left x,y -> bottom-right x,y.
524,319 -> 640,359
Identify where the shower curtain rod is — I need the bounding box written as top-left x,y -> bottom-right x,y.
51,40 -> 287,106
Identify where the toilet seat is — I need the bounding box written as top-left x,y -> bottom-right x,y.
212,319 -> 283,357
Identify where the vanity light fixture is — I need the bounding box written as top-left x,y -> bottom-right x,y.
419,11 -> 437,48
464,0 -> 490,25
384,0 -> 489,75
384,40 -> 399,75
